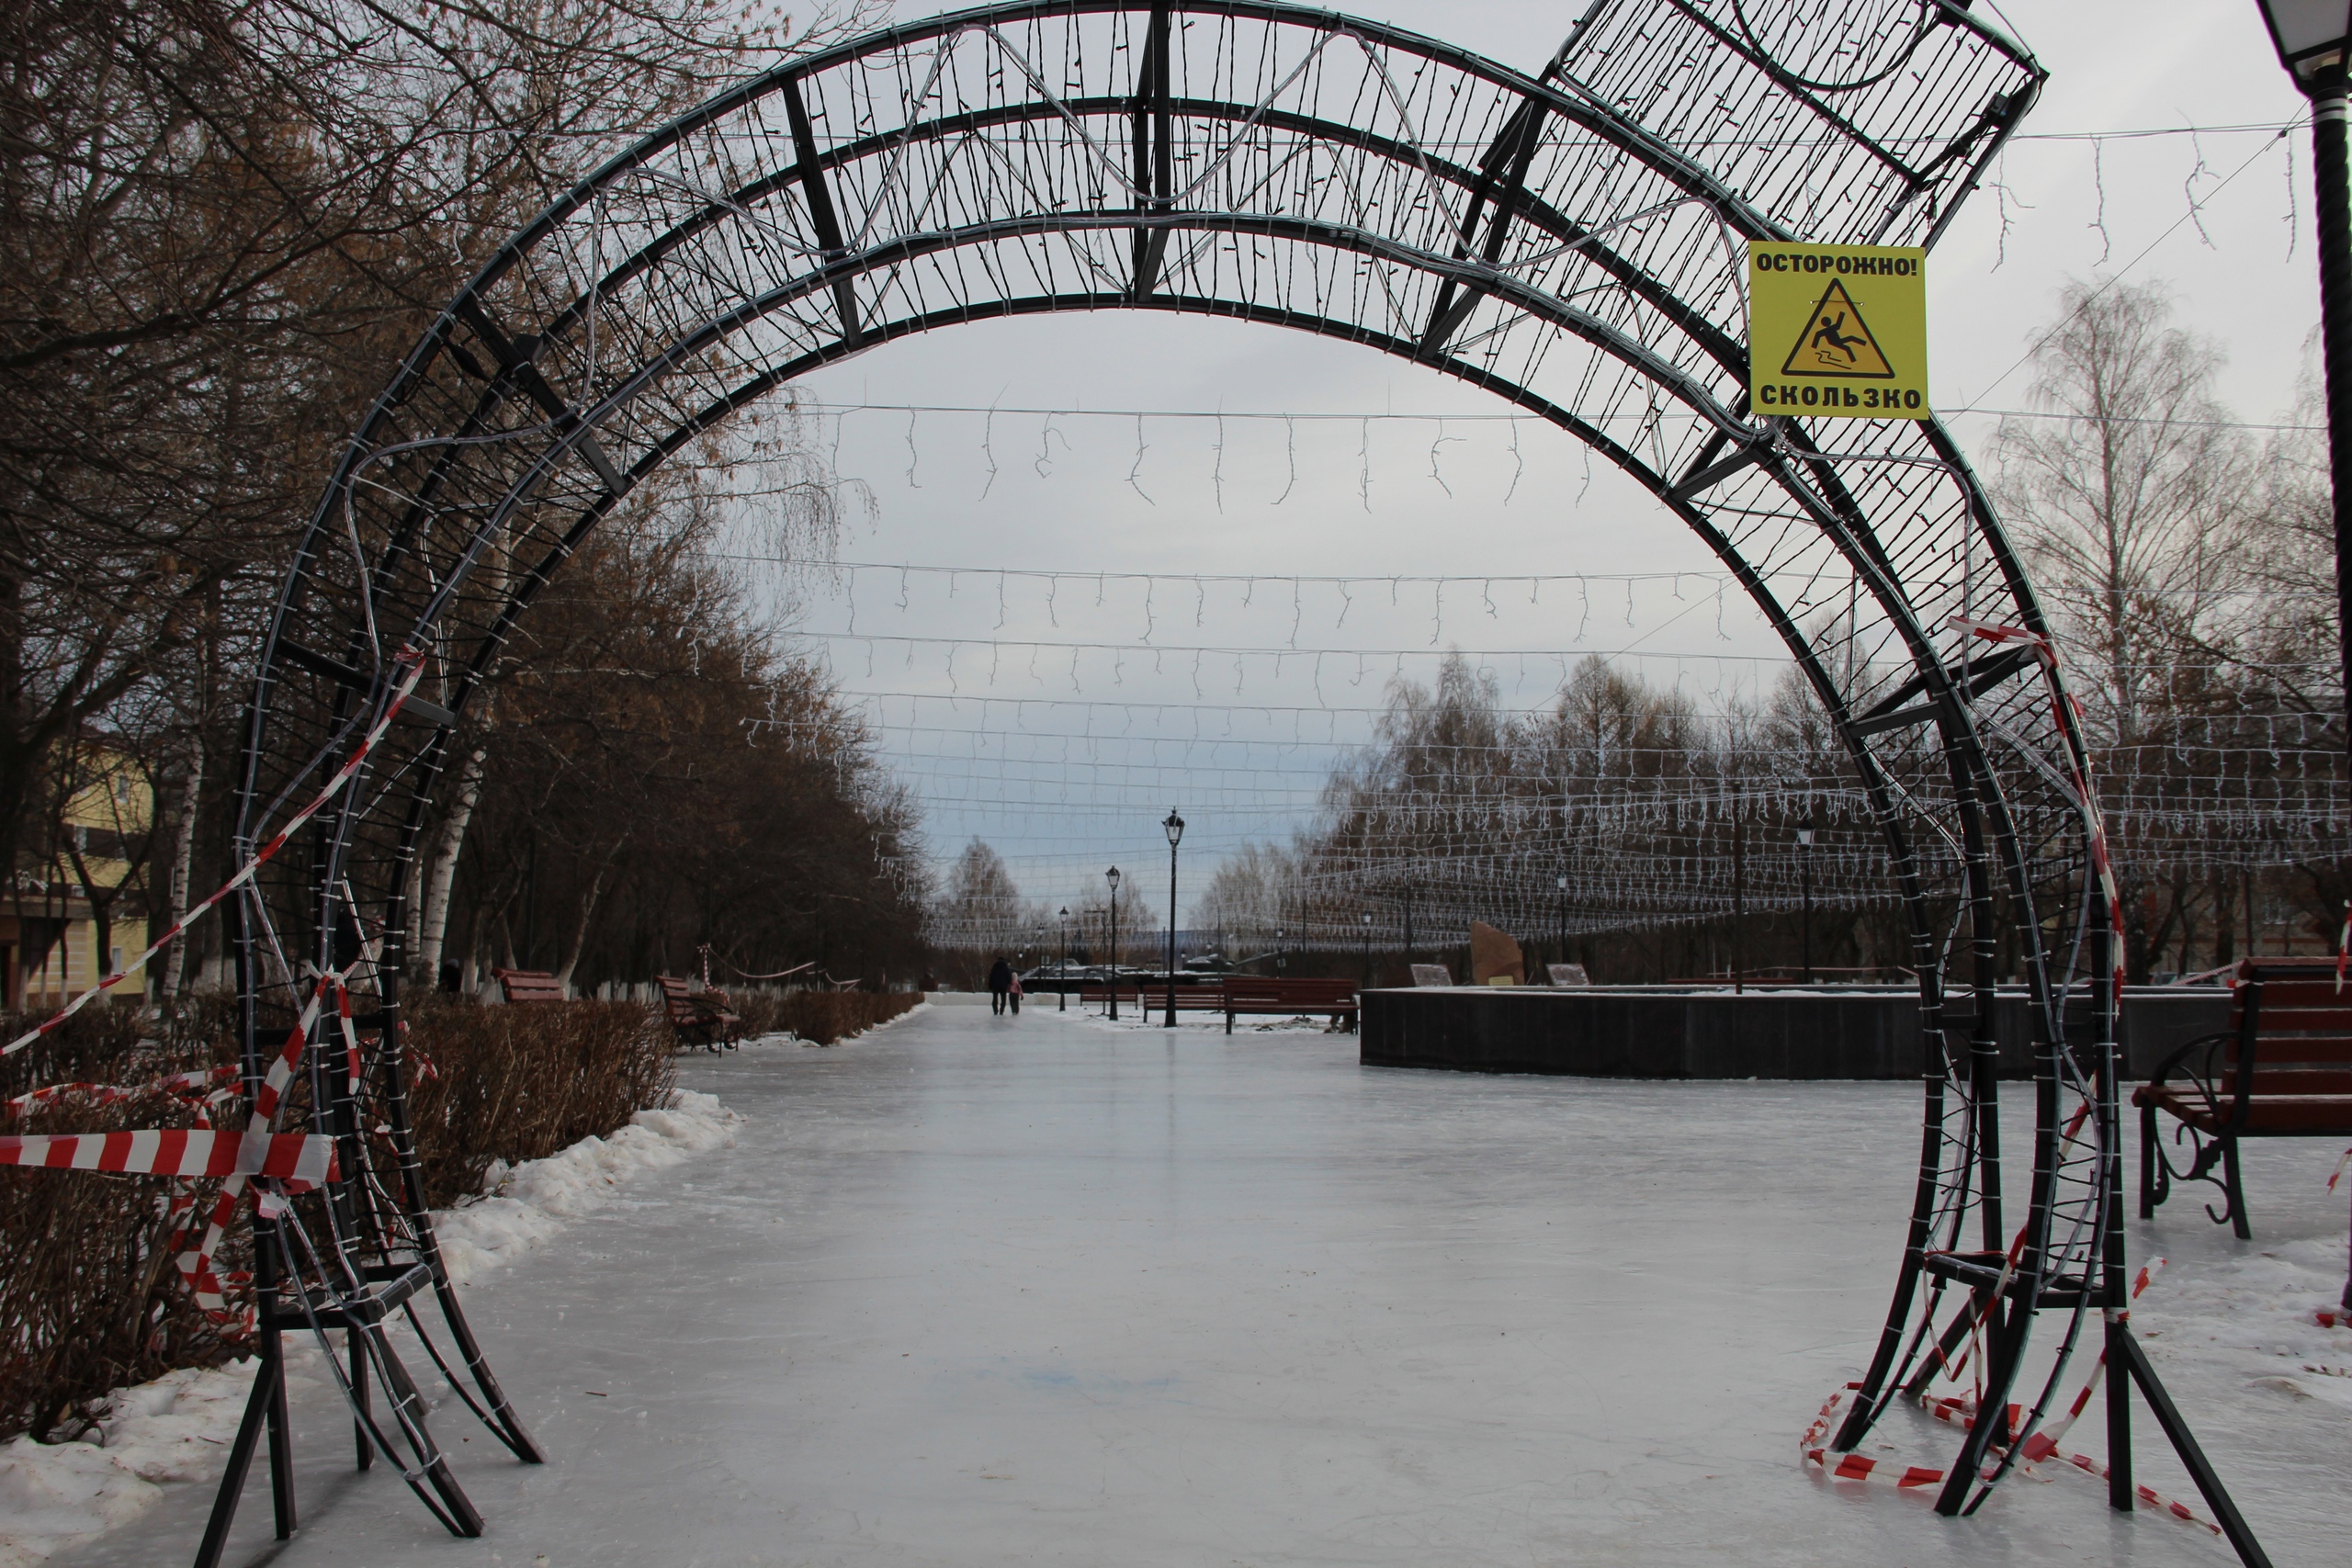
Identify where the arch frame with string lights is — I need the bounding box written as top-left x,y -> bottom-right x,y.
216,1 -> 2267,1560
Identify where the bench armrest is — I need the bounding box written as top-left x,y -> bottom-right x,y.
2141,1028 -> 2233,1090
2141,1025 -> 2256,1138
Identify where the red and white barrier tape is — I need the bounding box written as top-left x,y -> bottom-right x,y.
0,1129 -> 335,1184
1802,1260 -> 2218,1534
5,930 -> 388,1322
1,647 -> 425,1059
6,1064 -> 241,1115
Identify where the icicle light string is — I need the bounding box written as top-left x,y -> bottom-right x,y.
531,115 -> 2295,152
748,558 -> 2335,612
792,400 -> 2328,436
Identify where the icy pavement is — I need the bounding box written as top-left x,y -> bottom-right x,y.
46,997 -> 2349,1566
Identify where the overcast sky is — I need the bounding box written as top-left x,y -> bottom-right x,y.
773,1 -> 2322,931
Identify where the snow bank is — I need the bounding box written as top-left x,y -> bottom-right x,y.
434,1088 -> 740,1283
0,1088 -> 739,1568
0,1359 -> 305,1568
2135,1224 -> 2352,1414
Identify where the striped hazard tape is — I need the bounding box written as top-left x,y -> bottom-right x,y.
1,1126 -> 338,1324
6,1065 -> 241,1115
0,1129 -> 337,1185
2,902 -> 391,1326
1802,1261 -> 2220,1535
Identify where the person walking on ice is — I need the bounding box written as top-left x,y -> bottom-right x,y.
987,956 -> 1013,1016
1008,968 -> 1023,1017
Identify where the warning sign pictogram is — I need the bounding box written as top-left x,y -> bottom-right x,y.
1780,279 -> 1894,379
1747,242 -> 1928,420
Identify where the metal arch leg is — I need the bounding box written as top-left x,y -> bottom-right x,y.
425,1271 -> 546,1463
1935,1301 -> 2028,1517
2106,1313 -> 2133,1514
1901,1294 -> 1982,1402
2138,1102 -> 2160,1218
369,1327 -> 486,1536
2222,1139 -> 2252,1240
2112,1324 -> 2273,1568
193,1336 -> 287,1568
352,1328 -> 372,1470
266,1333 -> 297,1540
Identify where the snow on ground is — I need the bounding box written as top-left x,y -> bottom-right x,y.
433,1089 -> 741,1283
2127,1181 -> 2352,1423
34,1002 -> 2352,1568
0,1088 -> 741,1568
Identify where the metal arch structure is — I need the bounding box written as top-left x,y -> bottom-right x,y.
214,1 -> 2263,1559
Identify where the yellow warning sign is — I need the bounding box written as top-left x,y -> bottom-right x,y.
1747,242 -> 1928,420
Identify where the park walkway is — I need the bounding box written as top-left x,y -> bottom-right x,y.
55,996 -> 2336,1566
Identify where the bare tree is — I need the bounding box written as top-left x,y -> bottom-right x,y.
0,0 -> 872,934
1993,279 -> 2256,745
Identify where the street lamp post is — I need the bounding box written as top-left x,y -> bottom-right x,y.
1163,809 -> 1184,1029
1795,827 -> 1815,984
2261,0 -> 2352,1328
1058,907 -> 1070,1012
1555,873 -> 1568,972
1362,909 -> 1374,986
1106,866 -> 1122,1021
1275,927 -> 1286,974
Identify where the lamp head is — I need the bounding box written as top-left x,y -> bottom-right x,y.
2258,0 -> 2352,88
1106,865 -> 1121,890
1795,827 -> 1815,848
1163,808 -> 1185,847
1059,906 -> 1069,919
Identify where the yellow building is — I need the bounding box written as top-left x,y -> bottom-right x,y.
3,742 -> 152,1010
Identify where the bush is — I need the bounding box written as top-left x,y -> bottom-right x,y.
402,998 -> 670,1208
725,988 -> 922,1045
0,995 -> 670,1443
1,999 -> 243,1443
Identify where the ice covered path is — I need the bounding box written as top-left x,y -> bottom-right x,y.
59,995 -> 2346,1566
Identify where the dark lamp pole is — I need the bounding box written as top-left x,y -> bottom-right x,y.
2256,0 -> 2352,1321
1362,909 -> 1374,986
1058,907 -> 1069,1012
1795,827 -> 1815,985
1162,809 -> 1184,1029
1106,866 -> 1122,1021
1555,873 -> 1568,970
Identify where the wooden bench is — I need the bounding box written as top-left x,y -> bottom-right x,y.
657,975 -> 745,1053
2135,955 -> 2352,1238
1224,977 -> 1358,1034
1078,985 -> 1146,1015
1145,986 -> 1226,1024
492,967 -> 566,1005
